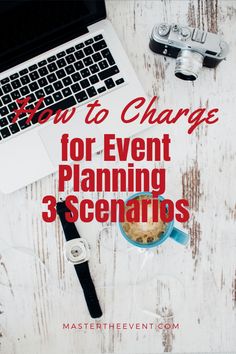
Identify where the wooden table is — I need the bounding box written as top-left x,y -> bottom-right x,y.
0,1 -> 236,353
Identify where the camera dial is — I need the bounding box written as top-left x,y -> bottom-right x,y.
157,24 -> 170,37
172,24 -> 180,32
179,27 -> 191,40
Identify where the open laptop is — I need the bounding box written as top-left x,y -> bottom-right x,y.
0,0 -> 147,193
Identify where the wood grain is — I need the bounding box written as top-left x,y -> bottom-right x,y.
0,1 -> 236,353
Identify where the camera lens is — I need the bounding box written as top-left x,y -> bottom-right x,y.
175,50 -> 204,81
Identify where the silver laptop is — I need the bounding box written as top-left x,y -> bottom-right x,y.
0,0 -> 147,193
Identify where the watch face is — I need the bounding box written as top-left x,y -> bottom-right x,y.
65,239 -> 90,264
71,245 -> 83,258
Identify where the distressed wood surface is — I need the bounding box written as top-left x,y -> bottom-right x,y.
0,1 -> 236,353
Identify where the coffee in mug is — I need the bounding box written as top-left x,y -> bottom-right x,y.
121,194 -> 166,244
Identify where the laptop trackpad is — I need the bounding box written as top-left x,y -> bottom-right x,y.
0,131 -> 55,194
38,109 -> 104,167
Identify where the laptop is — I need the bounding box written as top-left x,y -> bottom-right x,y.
0,0 -> 147,193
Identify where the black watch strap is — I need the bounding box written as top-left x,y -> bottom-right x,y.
56,201 -> 80,241
74,262 -> 102,319
56,201 -> 102,319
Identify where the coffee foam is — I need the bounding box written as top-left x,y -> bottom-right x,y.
121,195 -> 166,244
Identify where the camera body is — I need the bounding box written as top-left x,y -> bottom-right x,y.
150,23 -> 229,80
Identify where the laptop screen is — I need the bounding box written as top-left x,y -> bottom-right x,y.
0,0 -> 106,73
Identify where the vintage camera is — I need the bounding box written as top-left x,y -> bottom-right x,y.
150,23 -> 229,80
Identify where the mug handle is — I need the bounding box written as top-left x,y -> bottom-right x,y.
170,227 -> 189,245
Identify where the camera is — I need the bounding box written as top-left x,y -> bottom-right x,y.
149,23 -> 229,80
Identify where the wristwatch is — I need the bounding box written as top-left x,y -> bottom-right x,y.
56,200 -> 102,319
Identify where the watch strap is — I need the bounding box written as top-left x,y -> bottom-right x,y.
56,201 -> 80,241
75,262 -> 102,318
56,200 -> 102,319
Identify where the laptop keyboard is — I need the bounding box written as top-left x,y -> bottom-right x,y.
0,34 -> 125,141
